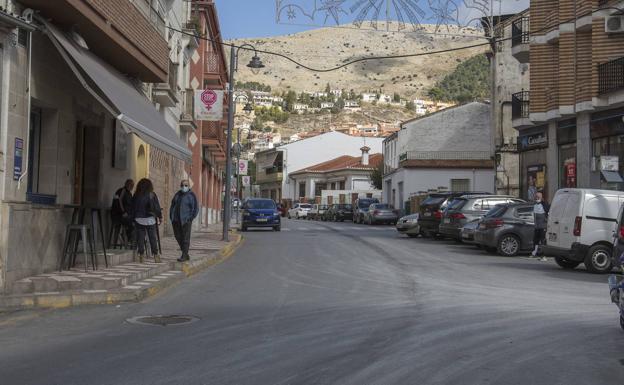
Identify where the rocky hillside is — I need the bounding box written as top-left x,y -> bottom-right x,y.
228,23 -> 488,99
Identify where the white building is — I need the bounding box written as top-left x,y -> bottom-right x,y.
255,132 -> 384,201
362,93 -> 378,103
292,103 -> 309,114
378,94 -> 393,104
321,102 -> 335,109
383,102 -> 495,212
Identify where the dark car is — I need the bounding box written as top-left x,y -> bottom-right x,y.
353,198 -> 380,224
364,203 -> 399,225
439,195 -> 525,241
325,204 -> 353,222
419,191 -> 490,237
473,203 -> 536,256
241,199 -> 281,231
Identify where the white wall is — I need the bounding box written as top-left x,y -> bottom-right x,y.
281,131 -> 384,200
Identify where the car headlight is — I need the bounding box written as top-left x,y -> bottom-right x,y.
407,219 -> 418,224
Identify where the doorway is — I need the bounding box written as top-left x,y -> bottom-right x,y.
73,122 -> 101,205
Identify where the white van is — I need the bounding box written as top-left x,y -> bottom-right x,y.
543,188 -> 624,273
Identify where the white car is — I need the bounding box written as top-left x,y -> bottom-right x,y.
543,188 -> 624,274
288,203 -> 312,219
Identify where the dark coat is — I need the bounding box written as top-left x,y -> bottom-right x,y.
132,192 -> 162,220
170,190 -> 199,225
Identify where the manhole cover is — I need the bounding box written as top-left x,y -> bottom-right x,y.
126,315 -> 199,327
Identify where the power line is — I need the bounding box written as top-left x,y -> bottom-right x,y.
166,4 -> 623,74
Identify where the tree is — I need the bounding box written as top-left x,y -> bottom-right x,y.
405,101 -> 415,111
325,83 -> 331,95
369,157 -> 384,190
393,92 -> 401,103
426,54 -> 490,103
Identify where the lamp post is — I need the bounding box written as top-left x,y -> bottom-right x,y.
223,44 -> 264,241
233,98 -> 254,225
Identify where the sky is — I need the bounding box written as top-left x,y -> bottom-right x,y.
215,0 -> 529,40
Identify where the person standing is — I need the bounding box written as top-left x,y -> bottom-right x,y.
111,179 -> 134,245
132,178 -> 162,263
532,192 -> 550,261
170,180 -> 199,262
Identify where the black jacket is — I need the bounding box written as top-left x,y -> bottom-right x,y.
111,187 -> 133,218
132,192 -> 162,220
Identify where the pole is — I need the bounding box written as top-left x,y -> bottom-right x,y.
236,124 -> 240,224
223,45 -> 236,241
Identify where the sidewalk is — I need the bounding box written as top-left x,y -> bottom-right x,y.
0,226 -> 242,310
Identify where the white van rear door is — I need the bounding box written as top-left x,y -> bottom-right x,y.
583,193 -> 620,245
547,191 -> 570,248
559,191 -> 582,248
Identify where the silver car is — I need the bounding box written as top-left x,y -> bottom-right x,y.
396,213 -> 420,237
364,203 -> 399,225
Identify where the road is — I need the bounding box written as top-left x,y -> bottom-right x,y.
1,218 -> 623,385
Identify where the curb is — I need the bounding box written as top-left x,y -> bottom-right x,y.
0,233 -> 244,311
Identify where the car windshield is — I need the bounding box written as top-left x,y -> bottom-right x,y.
246,200 -> 276,210
337,204 -> 352,210
300,204 -> 312,209
320,205 -> 329,209
447,198 -> 467,211
375,204 -> 392,209
422,196 -> 446,207
484,205 -> 507,218
358,199 -> 377,208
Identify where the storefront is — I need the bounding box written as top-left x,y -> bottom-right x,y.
557,119 -> 577,189
518,125 -> 549,201
590,109 -> 624,190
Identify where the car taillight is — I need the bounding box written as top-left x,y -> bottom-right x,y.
619,225 -> 624,239
573,216 -> 582,236
373,210 -> 380,215
450,213 -> 466,220
485,219 -> 504,228
434,211 -> 443,219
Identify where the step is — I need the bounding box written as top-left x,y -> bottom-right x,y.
73,249 -> 135,269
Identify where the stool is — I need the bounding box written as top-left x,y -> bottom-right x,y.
60,224 -> 97,272
108,221 -> 128,249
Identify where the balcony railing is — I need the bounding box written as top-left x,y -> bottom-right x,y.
512,17 -> 530,46
512,91 -> 530,120
402,151 -> 492,161
598,56 -> 624,95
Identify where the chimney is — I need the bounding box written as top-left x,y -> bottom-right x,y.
360,146 -> 371,166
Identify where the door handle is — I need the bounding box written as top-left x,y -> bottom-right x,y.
554,221 -> 559,224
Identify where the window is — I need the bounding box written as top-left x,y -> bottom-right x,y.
451,179 -> 471,192
515,207 -> 534,221
339,181 -> 346,190
298,182 -> 306,198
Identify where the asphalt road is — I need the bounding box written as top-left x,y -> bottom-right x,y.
1,218 -> 623,385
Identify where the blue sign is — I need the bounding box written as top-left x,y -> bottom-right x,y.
13,138 -> 23,181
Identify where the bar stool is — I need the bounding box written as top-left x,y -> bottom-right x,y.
108,221 -> 128,249
60,223 -> 96,272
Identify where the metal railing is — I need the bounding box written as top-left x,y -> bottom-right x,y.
512,91 -> 530,119
402,151 -> 492,161
511,17 -> 530,46
598,56 -> 624,95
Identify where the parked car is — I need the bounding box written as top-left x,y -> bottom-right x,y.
353,198 -> 380,224
308,204 -> 329,220
460,219 -> 481,245
439,195 -> 525,241
241,198 -> 281,232
419,191 -> 491,237
288,203 -> 312,219
277,203 -> 287,217
363,203 -> 399,225
396,213 -> 420,237
325,204 -> 353,222
473,203 -> 536,256
543,188 -> 624,273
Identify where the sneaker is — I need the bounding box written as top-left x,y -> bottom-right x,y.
137,254 -> 144,263
176,255 -> 190,262
154,254 -> 162,263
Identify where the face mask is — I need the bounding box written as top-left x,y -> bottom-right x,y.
181,186 -> 190,193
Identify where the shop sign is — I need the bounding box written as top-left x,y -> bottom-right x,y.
518,131 -> 548,151
238,160 -> 248,176
195,89 -> 224,121
242,176 -> 251,187
600,156 -> 619,171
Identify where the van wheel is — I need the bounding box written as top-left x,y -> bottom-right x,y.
554,257 -> 580,269
620,315 -> 624,331
584,245 -> 613,274
498,234 -> 520,257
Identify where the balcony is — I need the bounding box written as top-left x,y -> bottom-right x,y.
512,91 -> 533,129
179,89 -> 197,132
511,17 -> 530,63
598,57 -> 624,95
153,60 -> 179,107
399,151 -> 494,169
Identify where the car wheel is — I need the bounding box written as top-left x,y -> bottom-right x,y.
287,213 -> 291,219
274,225 -> 281,232
497,234 -> 520,257
620,315 -> 624,331
241,226 -> 247,232
554,256 -> 580,270
584,244 -> 613,274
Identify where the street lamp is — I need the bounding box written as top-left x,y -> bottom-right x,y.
223,44 -> 264,241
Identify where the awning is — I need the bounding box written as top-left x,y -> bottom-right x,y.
601,170 -> 624,183
258,152 -> 279,169
42,21 -> 191,162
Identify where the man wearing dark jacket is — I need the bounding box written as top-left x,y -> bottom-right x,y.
170,180 -> 199,262
111,179 -> 134,243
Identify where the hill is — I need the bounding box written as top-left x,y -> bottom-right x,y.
228,23 -> 488,99
428,55 -> 491,103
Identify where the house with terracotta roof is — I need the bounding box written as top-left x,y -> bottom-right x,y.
288,147 -> 382,203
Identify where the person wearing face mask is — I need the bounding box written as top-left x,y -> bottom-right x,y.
531,191 -> 550,260
170,180 -> 199,262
